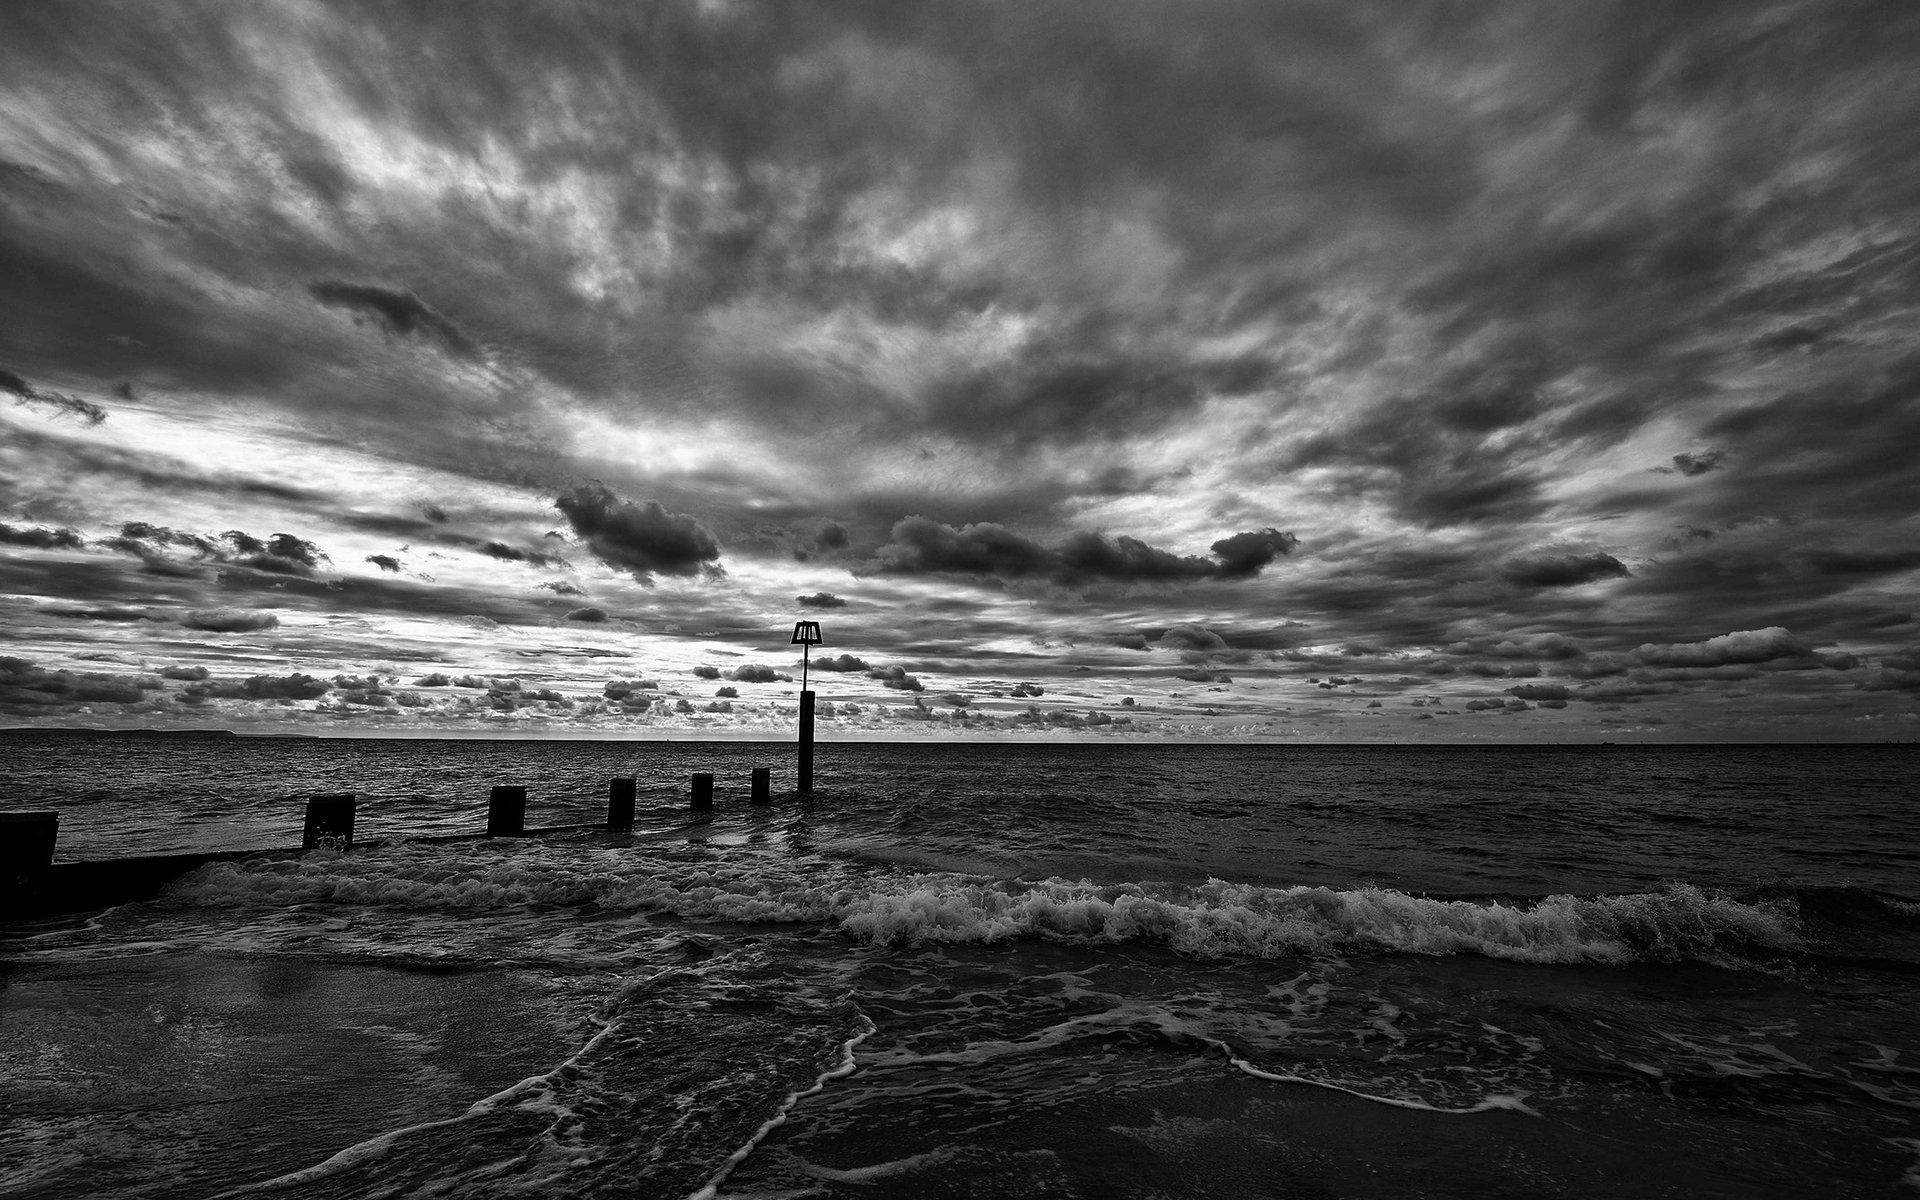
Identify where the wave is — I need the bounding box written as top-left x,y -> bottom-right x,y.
157,846 -> 1843,968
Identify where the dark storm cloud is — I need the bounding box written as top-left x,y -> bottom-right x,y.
0,2 -> 1916,739
1500,552 -> 1629,589
1209,529 -> 1300,578
308,281 -> 477,357
365,554 -> 402,573
565,606 -> 607,623
0,523 -> 84,550
868,518 -> 1297,590
797,591 -> 847,608
554,483 -> 722,584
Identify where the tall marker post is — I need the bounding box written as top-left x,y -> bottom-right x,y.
792,620 -> 822,793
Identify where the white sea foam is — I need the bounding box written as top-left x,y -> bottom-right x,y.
685,1014 -> 876,1200
1224,1054 -> 1540,1115
166,850 -> 1805,966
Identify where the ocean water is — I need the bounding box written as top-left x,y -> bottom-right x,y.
2,734 -> 1918,1198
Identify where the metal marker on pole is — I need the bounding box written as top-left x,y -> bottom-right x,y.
791,620 -> 822,792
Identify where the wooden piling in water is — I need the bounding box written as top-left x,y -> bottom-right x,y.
301,795 -> 357,851
799,690 -> 815,793
751,767 -> 771,804
608,777 -> 636,829
2,810 -> 59,888
691,773 -> 714,811
488,785 -> 528,836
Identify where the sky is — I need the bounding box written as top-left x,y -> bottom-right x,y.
2,0 -> 1917,742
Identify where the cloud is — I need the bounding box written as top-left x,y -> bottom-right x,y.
482,541 -> 568,568
0,523 -> 84,549
564,606 -> 608,622
867,664 -> 924,691
365,554 -> 402,573
180,607 -> 280,632
692,665 -> 722,680
224,531 -> 327,574
99,525 -> 330,579
209,672 -> 330,700
1505,683 -> 1570,701
1,365 -> 107,424
1156,624 -> 1229,653
0,655 -> 157,710
1667,450 -> 1725,476
537,580 -> 588,596
554,483 -> 722,583
1174,667 -> 1231,683
813,653 -> 871,672
46,605 -> 156,622
727,664 -> 790,683
308,281 -> 476,357
868,517 -> 1296,590
1209,529 -> 1300,577
160,665 -> 210,680
1633,627 -> 1814,668
797,591 -> 847,608
1107,634 -> 1151,651
1500,552 -> 1630,588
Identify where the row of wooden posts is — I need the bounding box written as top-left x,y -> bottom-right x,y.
302,769 -> 787,851
0,769 -> 793,879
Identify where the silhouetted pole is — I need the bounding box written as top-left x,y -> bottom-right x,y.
751,767 -> 771,804
302,795 -> 357,851
488,785 -> 527,836
792,619 -> 822,794
2,811 -> 58,888
799,692 -> 814,792
608,777 -> 636,828
691,772 -> 714,811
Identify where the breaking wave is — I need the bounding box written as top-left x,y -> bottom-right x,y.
163,846 -> 1814,967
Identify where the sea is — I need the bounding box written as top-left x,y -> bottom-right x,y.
2,732 -> 1917,1199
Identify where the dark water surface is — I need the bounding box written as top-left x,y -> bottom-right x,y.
2,734 -> 1917,1197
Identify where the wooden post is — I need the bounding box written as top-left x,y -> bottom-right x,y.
799,690 -> 815,792
691,773 -> 714,811
1,811 -> 59,887
301,795 -> 356,851
488,785 -> 528,836
751,767 -> 771,804
608,777 -> 636,829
